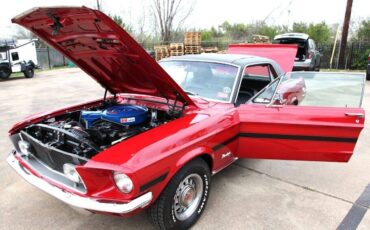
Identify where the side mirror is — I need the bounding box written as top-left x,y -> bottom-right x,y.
266,77 -> 306,108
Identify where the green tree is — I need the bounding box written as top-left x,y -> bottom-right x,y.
306,22 -> 331,45
250,21 -> 285,40
109,14 -> 133,34
219,21 -> 248,41
290,22 -> 332,45
353,19 -> 370,42
292,22 -> 308,33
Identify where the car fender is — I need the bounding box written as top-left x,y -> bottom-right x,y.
174,146 -> 214,172
145,146 -> 214,204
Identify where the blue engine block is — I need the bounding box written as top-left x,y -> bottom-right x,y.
81,105 -> 149,128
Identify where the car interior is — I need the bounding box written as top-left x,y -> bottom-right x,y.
235,64 -> 276,105
275,38 -> 308,61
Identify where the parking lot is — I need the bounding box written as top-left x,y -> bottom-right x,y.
1,68 -> 369,230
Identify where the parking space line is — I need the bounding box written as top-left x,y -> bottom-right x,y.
337,183 -> 370,230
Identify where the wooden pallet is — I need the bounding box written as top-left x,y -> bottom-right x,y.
202,47 -> 218,53
170,51 -> 184,56
252,35 -> 271,43
154,45 -> 169,61
185,45 -> 201,51
184,32 -> 201,45
169,43 -> 184,51
184,45 -> 201,54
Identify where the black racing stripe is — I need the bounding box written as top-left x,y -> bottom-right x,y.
239,132 -> 358,143
212,134 -> 238,151
140,172 -> 168,192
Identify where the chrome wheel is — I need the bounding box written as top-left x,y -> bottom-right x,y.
173,173 -> 204,221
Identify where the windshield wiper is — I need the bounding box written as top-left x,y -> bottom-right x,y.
185,90 -> 199,96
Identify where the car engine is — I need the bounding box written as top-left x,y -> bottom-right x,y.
21,104 -> 170,159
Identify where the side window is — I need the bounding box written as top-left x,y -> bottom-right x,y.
309,39 -> 316,50
236,64 -> 275,106
311,40 -> 316,50
244,65 -> 271,79
11,52 -> 19,61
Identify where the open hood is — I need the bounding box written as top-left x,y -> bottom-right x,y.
12,7 -> 195,106
227,44 -> 298,72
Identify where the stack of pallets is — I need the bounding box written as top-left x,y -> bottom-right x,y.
252,35 -> 270,44
154,45 -> 169,61
169,43 -> 184,56
184,32 -> 201,55
202,47 -> 219,53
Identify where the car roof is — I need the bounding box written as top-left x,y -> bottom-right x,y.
274,33 -> 309,40
160,53 -> 277,67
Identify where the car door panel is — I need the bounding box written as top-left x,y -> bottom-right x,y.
236,104 -> 364,162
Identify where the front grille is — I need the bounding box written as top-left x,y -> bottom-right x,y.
20,131 -> 87,173
12,132 -> 88,193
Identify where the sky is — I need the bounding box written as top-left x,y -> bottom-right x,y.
0,0 -> 369,37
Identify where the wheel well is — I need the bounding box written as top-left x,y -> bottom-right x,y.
196,154 -> 213,172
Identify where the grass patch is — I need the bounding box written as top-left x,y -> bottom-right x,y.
321,69 -> 365,73
6,66 -> 70,79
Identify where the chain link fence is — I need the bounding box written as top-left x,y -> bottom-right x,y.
37,40 -> 370,70
36,47 -> 67,69
318,42 -> 370,69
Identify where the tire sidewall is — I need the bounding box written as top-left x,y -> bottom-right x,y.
0,64 -> 11,79
24,67 -> 34,78
163,161 -> 211,229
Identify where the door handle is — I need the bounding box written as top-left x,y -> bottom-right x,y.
345,113 -> 364,118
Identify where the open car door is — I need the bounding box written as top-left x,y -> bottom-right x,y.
236,72 -> 365,162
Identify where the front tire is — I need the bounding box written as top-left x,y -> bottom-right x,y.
150,158 -> 211,230
0,64 -> 11,79
23,66 -> 34,78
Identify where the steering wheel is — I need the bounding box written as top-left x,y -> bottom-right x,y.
244,88 -> 257,100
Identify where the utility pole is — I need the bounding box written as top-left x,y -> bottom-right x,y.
338,0 -> 353,69
96,0 -> 101,10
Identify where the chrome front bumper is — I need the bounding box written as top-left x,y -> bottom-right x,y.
7,153 -> 152,214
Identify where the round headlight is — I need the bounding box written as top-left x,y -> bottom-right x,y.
63,163 -> 81,183
113,172 -> 133,193
18,140 -> 31,157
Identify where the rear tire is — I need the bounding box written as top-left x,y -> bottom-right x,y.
23,66 -> 34,78
149,158 -> 211,230
0,64 -> 11,79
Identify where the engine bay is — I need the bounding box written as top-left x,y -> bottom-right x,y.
22,103 -> 176,159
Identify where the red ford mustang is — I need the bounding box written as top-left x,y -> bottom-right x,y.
7,7 -> 366,230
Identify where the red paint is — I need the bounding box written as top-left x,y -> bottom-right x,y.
227,43 -> 298,72
237,104 -> 364,161
8,6 -> 365,217
11,7 -> 195,106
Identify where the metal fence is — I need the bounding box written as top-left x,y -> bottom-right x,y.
37,40 -> 370,70
36,47 -> 67,69
318,42 -> 370,69
141,40 -> 370,70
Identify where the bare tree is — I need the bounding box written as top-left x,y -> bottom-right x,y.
152,0 -> 194,43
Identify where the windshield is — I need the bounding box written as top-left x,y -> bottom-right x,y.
160,61 -> 239,102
